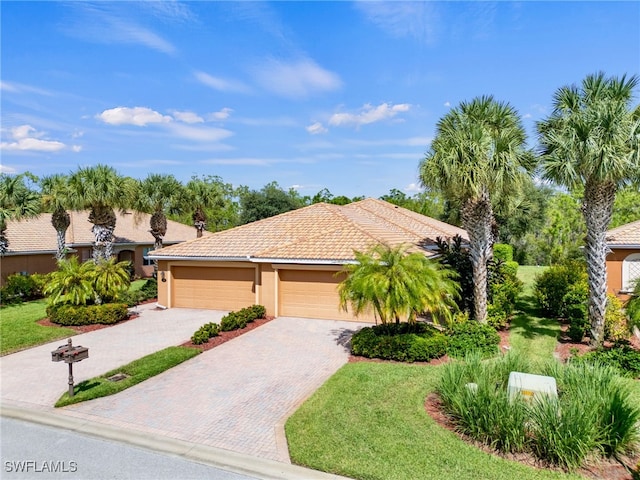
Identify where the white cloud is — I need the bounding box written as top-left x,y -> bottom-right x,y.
0,164 -> 17,173
405,183 -> 422,193
0,125 -> 80,153
172,110 -> 204,124
329,103 -> 411,128
195,71 -> 251,93
253,58 -> 342,99
166,123 -> 233,142
207,108 -> 233,121
444,101 -> 451,107
0,81 -> 52,96
201,157 -> 272,166
306,122 -> 328,135
97,107 -> 172,126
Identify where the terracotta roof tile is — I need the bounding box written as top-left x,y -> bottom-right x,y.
4,211 -> 197,254
152,198 -> 467,262
606,219 -> 640,247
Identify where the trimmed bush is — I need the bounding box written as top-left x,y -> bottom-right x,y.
191,322 -> 220,345
534,261 -> 587,317
493,243 -> 514,263
445,321 -> 500,358
562,280 -> 589,342
0,273 -> 47,305
605,294 -> 629,342
351,323 -> 448,363
47,303 -> 128,326
220,305 -> 265,332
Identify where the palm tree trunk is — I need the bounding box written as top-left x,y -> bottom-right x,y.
51,207 -> 71,261
461,192 -> 494,323
583,179 -> 615,348
0,223 -> 8,255
89,206 -> 116,262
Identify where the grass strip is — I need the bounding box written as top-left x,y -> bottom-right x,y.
55,346 -> 200,407
1,300 -> 75,356
286,362 -> 579,480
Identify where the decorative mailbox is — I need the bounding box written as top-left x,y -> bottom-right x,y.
51,341 -> 89,363
51,339 -> 89,397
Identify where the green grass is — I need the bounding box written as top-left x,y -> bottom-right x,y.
0,300 -> 75,356
129,279 -> 147,291
55,346 -> 200,407
286,362 -> 581,480
517,265 -> 548,296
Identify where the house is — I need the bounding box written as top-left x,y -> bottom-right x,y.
1,210 -> 197,285
150,198 -> 467,321
606,219 -> 640,301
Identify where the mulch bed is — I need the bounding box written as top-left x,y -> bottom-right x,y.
180,316 -> 274,352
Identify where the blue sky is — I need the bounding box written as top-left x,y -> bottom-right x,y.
2,1 -> 639,199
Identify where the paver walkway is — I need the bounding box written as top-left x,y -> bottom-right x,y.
1,307 -> 367,463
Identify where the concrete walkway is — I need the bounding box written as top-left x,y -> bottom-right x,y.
1,306 -> 367,463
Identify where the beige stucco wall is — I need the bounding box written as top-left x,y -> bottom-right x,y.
606,248 -> 640,302
1,254 -> 58,285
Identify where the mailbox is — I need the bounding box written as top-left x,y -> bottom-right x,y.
51,344 -> 69,362
64,346 -> 89,363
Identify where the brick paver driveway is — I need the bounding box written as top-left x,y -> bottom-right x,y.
50,316 -> 368,462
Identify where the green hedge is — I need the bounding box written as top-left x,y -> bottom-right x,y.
191,322 -> 220,345
445,322 -> 500,358
47,303 -> 129,326
351,323 -> 448,363
220,304 -> 266,331
572,342 -> 640,378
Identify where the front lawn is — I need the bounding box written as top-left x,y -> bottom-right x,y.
0,300 -> 75,355
55,346 -> 200,407
286,362 -> 579,480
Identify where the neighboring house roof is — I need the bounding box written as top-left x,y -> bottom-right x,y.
3,210 -> 198,255
606,219 -> 640,248
150,198 -> 468,262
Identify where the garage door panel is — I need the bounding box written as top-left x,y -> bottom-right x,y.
172,266 -> 255,310
279,269 -> 362,321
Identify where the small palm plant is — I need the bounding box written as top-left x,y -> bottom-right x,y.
338,243 -> 459,325
44,257 -> 95,306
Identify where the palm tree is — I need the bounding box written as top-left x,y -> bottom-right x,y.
67,165 -> 137,262
44,257 -> 95,306
0,173 -> 41,255
92,258 -> 131,303
184,176 -> 224,237
537,72 -> 640,348
40,174 -> 71,260
420,96 -> 532,323
135,174 -> 185,271
338,244 -> 459,326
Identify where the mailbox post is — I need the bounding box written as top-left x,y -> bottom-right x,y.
51,338 -> 89,397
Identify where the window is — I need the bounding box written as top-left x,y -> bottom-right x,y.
622,253 -> 640,292
143,247 -> 154,266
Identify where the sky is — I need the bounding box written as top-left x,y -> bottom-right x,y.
1,1 -> 639,199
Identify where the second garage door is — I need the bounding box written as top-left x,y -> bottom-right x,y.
278,269 -> 362,321
172,266 -> 255,310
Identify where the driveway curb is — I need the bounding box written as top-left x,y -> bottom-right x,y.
1,404 -> 352,480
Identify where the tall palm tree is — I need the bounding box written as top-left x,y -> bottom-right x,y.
420,96 -> 532,323
135,174 -> 185,273
537,72 -> 640,348
67,164 -> 137,262
185,176 -> 224,238
40,174 -> 71,260
338,244 -> 459,325
0,173 -> 41,255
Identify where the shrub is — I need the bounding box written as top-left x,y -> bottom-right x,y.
445,321 -> 500,358
627,279 -> 640,331
0,273 -> 46,305
493,243 -> 514,263
490,275 -> 523,319
562,280 -> 589,342
191,322 -> 220,345
47,303 -> 128,326
139,278 -> 158,299
573,342 -> 640,378
220,305 -> 265,332
605,294 -> 629,342
486,303 -> 508,330
351,323 -> 448,363
534,261 -> 587,317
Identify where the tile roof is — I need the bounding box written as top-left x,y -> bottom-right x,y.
606,219 -> 640,247
4,211 -> 198,254
151,198 -> 468,262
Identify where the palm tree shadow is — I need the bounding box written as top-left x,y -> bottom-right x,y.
510,294 -> 559,340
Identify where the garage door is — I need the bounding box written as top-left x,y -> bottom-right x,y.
172,266 -> 255,310
278,269 -> 362,321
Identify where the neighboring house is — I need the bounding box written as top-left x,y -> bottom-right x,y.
150,198 -> 468,321
606,219 -> 640,301
1,210 -> 197,285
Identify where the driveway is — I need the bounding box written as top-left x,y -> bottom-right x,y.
1,306 -> 367,462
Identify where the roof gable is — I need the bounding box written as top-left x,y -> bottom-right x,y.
152,198 -> 467,261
